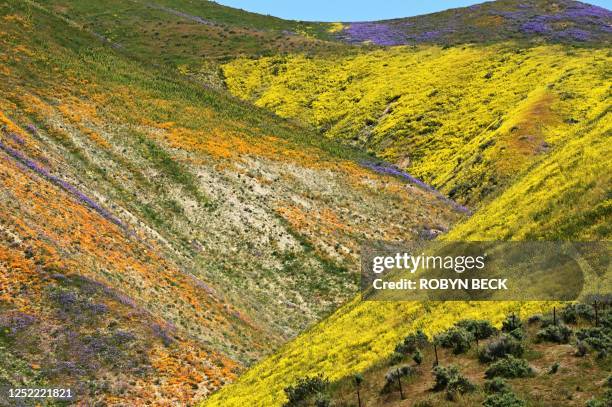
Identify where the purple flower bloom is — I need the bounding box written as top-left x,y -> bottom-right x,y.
25,124 -> 38,135
151,322 -> 175,346
361,161 -> 471,214
0,140 -> 127,230
521,19 -> 551,34
556,28 -> 591,41
0,312 -> 36,334
7,132 -> 25,145
343,22 -> 408,46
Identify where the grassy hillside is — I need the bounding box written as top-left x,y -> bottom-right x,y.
204,93 -> 610,404
205,5 -> 611,407
222,43 -> 609,209
39,0 -> 351,88
318,304 -> 612,406
0,1 -> 462,404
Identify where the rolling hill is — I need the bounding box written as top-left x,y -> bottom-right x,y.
0,0 -> 609,406
0,0 -> 462,405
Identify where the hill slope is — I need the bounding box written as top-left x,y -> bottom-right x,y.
0,0 -> 462,404
335,0 -> 612,46
205,1 -> 611,406
222,43 -> 609,210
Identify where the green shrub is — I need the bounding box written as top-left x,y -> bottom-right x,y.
395,330 -> 429,355
432,365 -> 459,391
381,365 -> 415,394
446,373 -> 476,401
437,327 -> 473,354
432,365 -> 475,400
548,361 -> 560,374
479,336 -> 524,363
586,389 -> 612,407
501,314 -> 523,333
456,319 -> 497,340
413,349 -> 423,365
576,327 -> 611,352
536,324 -> 573,344
388,351 -> 405,365
283,375 -> 329,407
508,327 -> 525,341
484,356 -> 534,379
575,340 -> 588,357
484,377 -> 510,394
483,391 -> 526,407
561,303 -> 595,324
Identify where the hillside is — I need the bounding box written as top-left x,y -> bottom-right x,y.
222,43 -> 610,209
0,0 -> 610,405
0,0 -> 462,405
205,1 -> 611,406
334,0 -> 612,46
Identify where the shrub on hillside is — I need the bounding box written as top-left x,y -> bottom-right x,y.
501,314 -> 523,333
432,365 -> 475,400
483,391 -> 526,407
381,365 -> 416,394
548,361 -> 560,374
395,330 -> 428,355
484,356 -> 534,379
575,340 -> 588,357
586,389 -> 612,407
484,377 -> 510,394
576,327 -> 611,352
536,324 -> 573,344
437,327 -> 473,354
479,336 -> 524,363
561,303 -> 595,324
283,375 -> 329,407
455,319 -> 497,340
413,349 -> 423,365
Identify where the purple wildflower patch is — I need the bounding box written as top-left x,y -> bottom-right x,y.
521,19 -> 551,34
556,28 -> 591,41
361,161 -> 471,214
0,312 -> 36,335
0,140 -> 127,230
343,22 -> 407,46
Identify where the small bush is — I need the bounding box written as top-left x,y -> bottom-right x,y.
456,319 -> 497,340
485,356 -> 534,379
437,327 -> 473,354
576,327 -> 611,352
479,336 -> 524,363
381,365 -> 415,394
432,365 -> 459,391
283,375 -> 329,407
388,351 -> 405,365
575,340 -> 588,357
548,362 -> 560,374
446,374 -> 476,401
508,328 -> 525,341
432,365 -> 475,400
536,324 -> 573,344
484,377 -> 510,394
586,389 -> 612,407
483,391 -> 526,407
501,314 -> 523,333
561,303 -> 595,324
413,349 -> 423,365
395,330 -> 428,355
